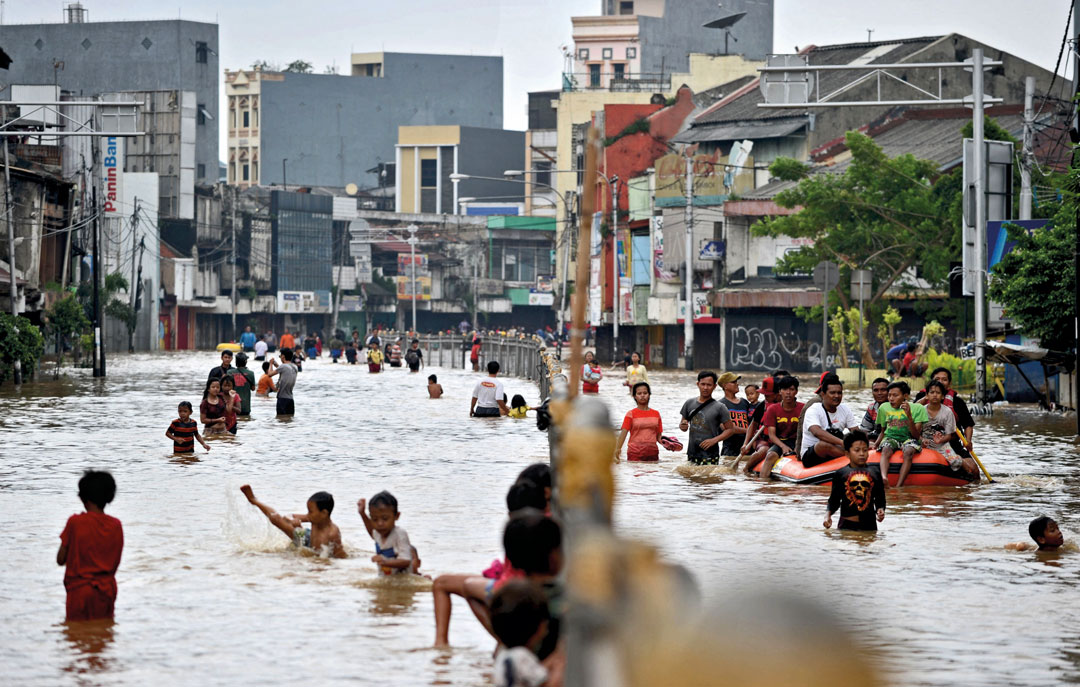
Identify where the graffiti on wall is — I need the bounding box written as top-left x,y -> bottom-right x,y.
729,326 -> 839,372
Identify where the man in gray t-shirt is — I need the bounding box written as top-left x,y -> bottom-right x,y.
679,371 -> 734,465
268,348 -> 298,416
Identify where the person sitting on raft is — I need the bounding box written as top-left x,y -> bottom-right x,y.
739,376 -> 780,468
614,382 -> 664,462
799,377 -> 859,467
1006,516 -> 1066,551
859,377 -> 890,443
824,430 -> 886,532
874,380 -> 928,488
921,380 -> 979,480
747,375 -> 804,479
915,367 -> 976,460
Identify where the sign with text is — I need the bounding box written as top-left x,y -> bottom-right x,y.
654,152 -> 724,201
101,136 -> 124,215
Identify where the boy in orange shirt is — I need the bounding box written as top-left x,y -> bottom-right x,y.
57,471 -> 124,621
256,360 -> 276,396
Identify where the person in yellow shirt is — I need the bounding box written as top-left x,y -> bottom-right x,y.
623,352 -> 649,395
367,344 -> 384,373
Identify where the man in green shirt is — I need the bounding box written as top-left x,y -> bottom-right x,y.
232,352 -> 257,416
873,380 -> 928,488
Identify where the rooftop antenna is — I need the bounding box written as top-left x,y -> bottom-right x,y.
703,4 -> 745,56
867,28 -> 875,42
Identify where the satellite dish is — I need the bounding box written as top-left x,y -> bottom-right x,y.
703,11 -> 745,29
345,183 -> 359,196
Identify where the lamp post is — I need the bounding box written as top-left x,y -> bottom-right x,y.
282,158 -> 288,191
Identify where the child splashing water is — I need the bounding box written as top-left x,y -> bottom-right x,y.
240,485 -> 347,558
357,491 -> 422,576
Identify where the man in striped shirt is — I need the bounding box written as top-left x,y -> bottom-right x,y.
166,401 -> 210,454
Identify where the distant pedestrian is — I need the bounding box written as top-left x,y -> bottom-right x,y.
267,347 -> 298,416
166,401 -> 210,454
240,326 -> 257,352
254,337 -> 268,361
471,337 -> 482,372
582,351 -> 602,394
232,352 -> 256,416
405,339 -> 424,372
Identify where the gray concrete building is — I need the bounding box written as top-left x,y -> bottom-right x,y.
0,13 -> 219,188
226,52 -> 503,190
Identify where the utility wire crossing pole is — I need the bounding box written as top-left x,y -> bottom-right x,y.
3,137 -> 19,384
683,155 -> 695,370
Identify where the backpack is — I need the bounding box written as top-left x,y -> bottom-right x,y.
405,349 -> 420,365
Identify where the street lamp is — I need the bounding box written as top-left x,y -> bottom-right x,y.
282,158 -> 288,191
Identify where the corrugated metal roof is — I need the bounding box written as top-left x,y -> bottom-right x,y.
713,277 -> 823,308
672,117 -> 806,143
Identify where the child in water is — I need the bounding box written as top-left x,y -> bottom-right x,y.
240,485 -> 347,558
490,580 -> 551,687
57,470 -> 124,621
508,394 -> 530,419
428,374 -> 444,399
367,344 -> 384,373
824,430 -> 886,531
1006,516 -> 1065,551
257,360 -> 276,396
357,491 -> 418,575
166,401 -> 211,453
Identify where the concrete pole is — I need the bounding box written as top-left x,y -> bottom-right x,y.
231,187 -> 237,339
472,256 -> 478,331
683,155 -> 694,370
611,177 -> 619,359
129,199 -> 139,311
972,48 -> 987,412
408,225 -> 418,333
3,139 -> 20,384
558,192 -> 576,342
821,262 -> 829,374
1073,0 -> 1080,433
858,271 -> 866,388
1019,76 -> 1035,221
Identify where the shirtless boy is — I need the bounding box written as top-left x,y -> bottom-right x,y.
1006,516 -> 1065,552
240,485 -> 346,558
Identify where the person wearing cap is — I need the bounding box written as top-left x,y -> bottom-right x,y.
232,352 -> 256,416
717,372 -> 751,458
740,375 -> 780,469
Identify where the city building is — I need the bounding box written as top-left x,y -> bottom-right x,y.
225,52 -> 504,190
395,125 -> 525,215
524,90 -> 560,218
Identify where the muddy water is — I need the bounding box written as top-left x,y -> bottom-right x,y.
1,353 -> 1079,686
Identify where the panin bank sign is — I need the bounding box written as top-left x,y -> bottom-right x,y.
102,136 -> 123,216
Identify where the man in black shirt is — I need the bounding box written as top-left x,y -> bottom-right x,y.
824,430 -> 886,531
208,350 -> 234,384
717,372 -> 750,457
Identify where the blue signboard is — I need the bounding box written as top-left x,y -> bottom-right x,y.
699,240 -> 726,260
986,219 -> 1048,271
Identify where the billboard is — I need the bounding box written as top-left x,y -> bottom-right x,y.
396,275 -> 432,301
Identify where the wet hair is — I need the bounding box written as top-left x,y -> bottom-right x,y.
487,361 -> 500,374
820,374 -> 843,394
925,380 -> 947,396
262,361 -> 270,373
506,480 -> 547,513
844,430 -> 869,451
744,383 -> 759,391
78,470 -> 116,509
517,463 -> 551,491
1029,516 -> 1056,543
871,377 -> 890,388
428,374 -> 437,383
776,375 -> 800,391
773,370 -> 790,377
930,367 -> 952,382
887,380 -> 911,396
308,491 -> 334,514
632,381 -> 651,397
697,370 -> 718,383
411,338 -> 419,344
490,580 -> 550,648
511,394 -> 527,409
369,490 -> 399,513
280,347 -> 294,361
178,401 -> 193,412
503,510 -> 562,575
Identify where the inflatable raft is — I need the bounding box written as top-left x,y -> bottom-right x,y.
752,449 -> 975,486
216,342 -> 242,352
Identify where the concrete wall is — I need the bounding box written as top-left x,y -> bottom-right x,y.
0,20 -> 219,185
637,0 -> 773,73
458,127 -> 526,204
260,53 -> 503,188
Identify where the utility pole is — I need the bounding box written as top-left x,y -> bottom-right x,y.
282,159 -> 287,192
610,176 -> 619,359
972,48 -> 988,413
331,216 -> 347,336
558,191 -> 576,341
683,155 -> 695,370
1073,0 -> 1080,434
821,262 -> 829,374
407,224 -> 418,333
231,187 -> 237,340
133,237 -> 144,352
129,198 -> 140,311
3,137 -> 19,384
1020,76 -> 1035,221
472,252 -> 479,331
92,186 -> 104,377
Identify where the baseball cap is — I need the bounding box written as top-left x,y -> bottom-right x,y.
717,372 -> 741,386
760,376 -> 775,394
816,371 -> 841,393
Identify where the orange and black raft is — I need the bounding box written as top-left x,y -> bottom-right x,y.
752,449 -> 976,487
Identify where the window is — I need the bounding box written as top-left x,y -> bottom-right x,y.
197,163 -> 206,178
602,47 -> 613,60
196,41 -> 208,63
252,107 -> 258,127
196,104 -> 206,125
619,1 -> 634,14
533,161 -> 552,187
253,161 -> 258,182
577,48 -> 589,61
420,159 -> 437,188
613,63 -> 625,80
626,47 -> 637,59
589,64 -> 601,87
242,110 -> 249,128
492,241 -> 549,283
242,164 -> 249,182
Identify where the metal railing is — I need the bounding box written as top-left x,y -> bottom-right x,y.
415,334 -> 563,400
561,71 -> 672,93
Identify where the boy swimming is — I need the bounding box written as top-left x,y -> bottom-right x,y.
428,374 -> 444,399
1006,516 -> 1065,551
166,401 -> 210,453
357,491 -> 417,575
240,485 -> 346,558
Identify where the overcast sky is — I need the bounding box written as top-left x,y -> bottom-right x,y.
5,0 -> 1073,160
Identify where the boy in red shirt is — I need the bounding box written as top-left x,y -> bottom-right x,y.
57,470 -> 124,621
750,375 -> 805,479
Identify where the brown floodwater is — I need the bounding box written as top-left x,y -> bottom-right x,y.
1,353 -> 1079,686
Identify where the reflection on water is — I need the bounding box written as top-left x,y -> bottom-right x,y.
60,620 -> 115,676
1,353 -> 1079,686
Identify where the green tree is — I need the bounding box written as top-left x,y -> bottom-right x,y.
103,273 -> 138,353
45,293 -> 90,371
284,60 -> 313,74
753,131 -> 960,365
987,185 -> 1077,352
0,312 -> 44,384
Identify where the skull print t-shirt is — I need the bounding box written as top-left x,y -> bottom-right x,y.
827,465 -> 887,528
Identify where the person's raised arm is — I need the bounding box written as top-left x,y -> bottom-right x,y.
356,499 -> 374,537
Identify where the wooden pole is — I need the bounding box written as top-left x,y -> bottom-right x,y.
568,127 -> 599,397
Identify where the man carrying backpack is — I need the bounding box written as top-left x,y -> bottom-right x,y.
405,339 -> 424,373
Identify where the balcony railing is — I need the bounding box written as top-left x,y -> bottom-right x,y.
562,71 -> 672,93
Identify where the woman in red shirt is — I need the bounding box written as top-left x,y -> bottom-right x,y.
614,382 -> 664,461
200,378 -> 228,435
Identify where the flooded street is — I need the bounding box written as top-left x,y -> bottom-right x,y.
2,352 -> 1080,686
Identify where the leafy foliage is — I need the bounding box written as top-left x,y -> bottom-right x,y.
0,313 -> 43,384
45,294 -> 91,369
922,348 -> 976,389
284,60 -> 313,74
